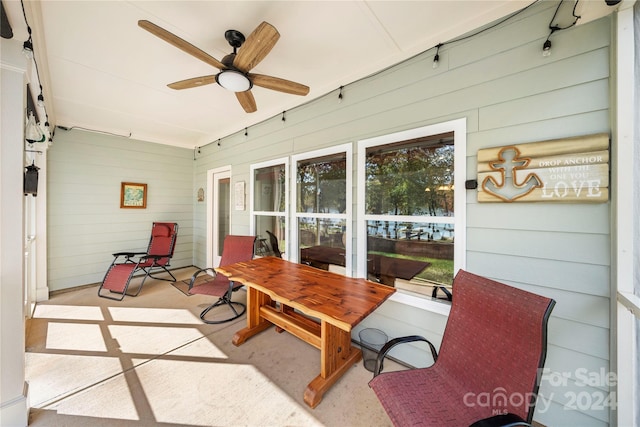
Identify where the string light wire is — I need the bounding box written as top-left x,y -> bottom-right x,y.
21,1 -> 51,142
542,0 -> 581,55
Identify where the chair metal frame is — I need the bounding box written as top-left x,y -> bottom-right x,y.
265,230 -> 282,258
98,222 -> 178,300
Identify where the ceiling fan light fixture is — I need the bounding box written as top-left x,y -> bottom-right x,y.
216,70 -> 252,92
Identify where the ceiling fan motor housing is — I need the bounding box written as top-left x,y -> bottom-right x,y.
225,29 -> 245,50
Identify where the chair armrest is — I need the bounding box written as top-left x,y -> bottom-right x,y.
141,253 -> 171,261
112,251 -> 146,262
373,335 -> 439,377
112,251 -> 146,257
188,268 -> 217,290
468,413 -> 531,427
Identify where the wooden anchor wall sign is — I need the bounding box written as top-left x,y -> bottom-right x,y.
477,133 -> 609,203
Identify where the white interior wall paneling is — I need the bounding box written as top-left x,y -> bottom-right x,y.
47,129 -> 194,291
538,400 -> 609,427
546,404 -> 609,427
480,80 -> 609,130
467,203 -> 610,233
551,315 -> 610,360
467,228 -> 609,266
545,344 -> 611,393
466,249 -> 611,297
467,110 -> 611,155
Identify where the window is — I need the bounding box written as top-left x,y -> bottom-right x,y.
357,119 -> 466,300
250,158 -> 288,258
291,144 -> 352,273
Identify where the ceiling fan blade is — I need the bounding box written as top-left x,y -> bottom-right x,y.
249,74 -> 310,96
233,22 -> 280,72
138,20 -> 225,70
236,91 -> 257,113
167,75 -> 217,90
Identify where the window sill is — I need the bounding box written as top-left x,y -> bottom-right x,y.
389,290 -> 451,316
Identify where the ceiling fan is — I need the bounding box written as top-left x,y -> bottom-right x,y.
138,20 -> 310,113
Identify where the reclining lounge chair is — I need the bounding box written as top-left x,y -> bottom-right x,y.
98,222 -> 178,300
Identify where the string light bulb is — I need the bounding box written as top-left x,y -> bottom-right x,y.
23,27 -> 33,58
338,86 -> 343,103
23,38 -> 33,58
25,112 -> 45,143
433,44 -> 442,69
542,39 -> 552,57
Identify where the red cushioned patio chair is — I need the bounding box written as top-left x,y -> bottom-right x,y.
369,269 -> 555,427
188,235 -> 256,324
98,222 -> 178,300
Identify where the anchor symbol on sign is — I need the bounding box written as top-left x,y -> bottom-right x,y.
482,147 -> 542,202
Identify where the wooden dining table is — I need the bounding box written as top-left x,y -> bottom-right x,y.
216,256 -> 395,408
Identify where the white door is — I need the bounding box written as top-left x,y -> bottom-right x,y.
208,167 -> 231,267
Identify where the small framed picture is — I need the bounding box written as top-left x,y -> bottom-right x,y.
120,182 -> 147,209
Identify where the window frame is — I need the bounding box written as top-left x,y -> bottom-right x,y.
249,157 -> 289,259
356,118 -> 467,312
290,143 -> 353,273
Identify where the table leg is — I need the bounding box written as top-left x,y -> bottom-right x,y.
303,321 -> 362,408
275,304 -> 295,333
232,286 -> 273,346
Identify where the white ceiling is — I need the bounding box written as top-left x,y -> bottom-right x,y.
6,1 -> 616,149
